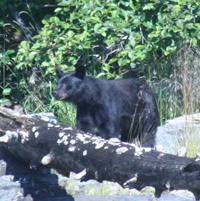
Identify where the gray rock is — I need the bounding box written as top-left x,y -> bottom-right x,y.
155,113 -> 200,155
73,193 -> 194,201
0,160 -> 7,176
0,175 -> 31,201
28,112 -> 57,124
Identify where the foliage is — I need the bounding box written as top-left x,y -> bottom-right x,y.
15,0 -> 200,78
0,0 -> 66,120
0,0 -> 56,48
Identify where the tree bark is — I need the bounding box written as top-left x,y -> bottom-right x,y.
0,106 -> 200,200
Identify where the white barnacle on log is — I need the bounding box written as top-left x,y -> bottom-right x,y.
59,132 -> 65,138
70,139 -> 76,145
83,150 -> 87,156
76,133 -> 88,143
116,147 -> 129,155
158,152 -> 165,159
134,146 -> 152,156
32,126 -> 37,132
62,135 -> 68,141
0,130 -> 18,143
92,137 -> 105,149
68,146 -> 76,152
80,136 -> 91,144
47,123 -> 54,128
63,127 -> 73,131
84,139 -> 91,144
34,131 -> 39,138
32,126 -> 40,138
57,139 -> 61,145
123,173 -> 138,187
41,152 -> 54,165
19,129 -> 29,143
0,135 -> 9,143
57,135 -> 68,145
95,142 -> 105,149
134,147 -> 143,156
108,138 -> 121,146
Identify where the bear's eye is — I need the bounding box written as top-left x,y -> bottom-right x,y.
66,84 -> 72,90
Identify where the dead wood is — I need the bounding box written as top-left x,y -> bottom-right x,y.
0,106 -> 200,200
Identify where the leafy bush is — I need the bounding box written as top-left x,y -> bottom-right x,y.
15,0 -> 200,77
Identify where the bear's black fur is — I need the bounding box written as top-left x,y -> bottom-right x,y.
53,62 -> 159,147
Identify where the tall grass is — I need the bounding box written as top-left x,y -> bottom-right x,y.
18,68 -> 76,127
175,47 -> 200,157
177,47 -> 200,115
22,87 -> 76,126
150,46 -> 200,123
152,46 -> 200,157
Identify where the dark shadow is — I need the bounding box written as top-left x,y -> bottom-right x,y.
0,147 -> 74,201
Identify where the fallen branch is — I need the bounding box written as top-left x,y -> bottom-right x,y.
0,107 -> 200,200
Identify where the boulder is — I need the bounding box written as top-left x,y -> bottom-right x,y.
156,113 -> 200,155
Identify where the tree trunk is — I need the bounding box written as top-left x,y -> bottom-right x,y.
0,106 -> 200,200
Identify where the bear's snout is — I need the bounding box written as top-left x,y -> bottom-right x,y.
52,90 -> 68,100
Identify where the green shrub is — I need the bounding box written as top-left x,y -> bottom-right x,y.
15,0 -> 200,77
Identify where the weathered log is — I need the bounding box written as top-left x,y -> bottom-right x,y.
0,106 -> 200,200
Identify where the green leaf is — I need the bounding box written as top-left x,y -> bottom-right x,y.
166,46 -> 177,53
2,88 -> 11,96
130,62 -> 136,68
67,30 -> 75,37
173,5 -> 181,12
143,21 -> 153,29
192,38 -> 197,46
0,98 -> 10,105
143,3 -> 154,10
41,61 -> 49,67
135,45 -> 144,50
58,0 -> 70,6
161,29 -> 172,38
54,8 -> 62,13
176,20 -> 184,29
5,50 -> 15,55
96,72 -> 106,78
42,19 -> 48,25
94,23 -> 102,32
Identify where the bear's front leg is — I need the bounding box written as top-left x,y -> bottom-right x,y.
98,122 -> 121,140
76,109 -> 95,134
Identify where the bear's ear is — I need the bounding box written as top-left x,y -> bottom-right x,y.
75,65 -> 85,79
56,67 -> 64,78
74,56 -> 85,79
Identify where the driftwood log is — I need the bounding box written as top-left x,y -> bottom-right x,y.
0,107 -> 200,200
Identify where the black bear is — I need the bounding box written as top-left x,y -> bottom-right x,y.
53,59 -> 159,147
